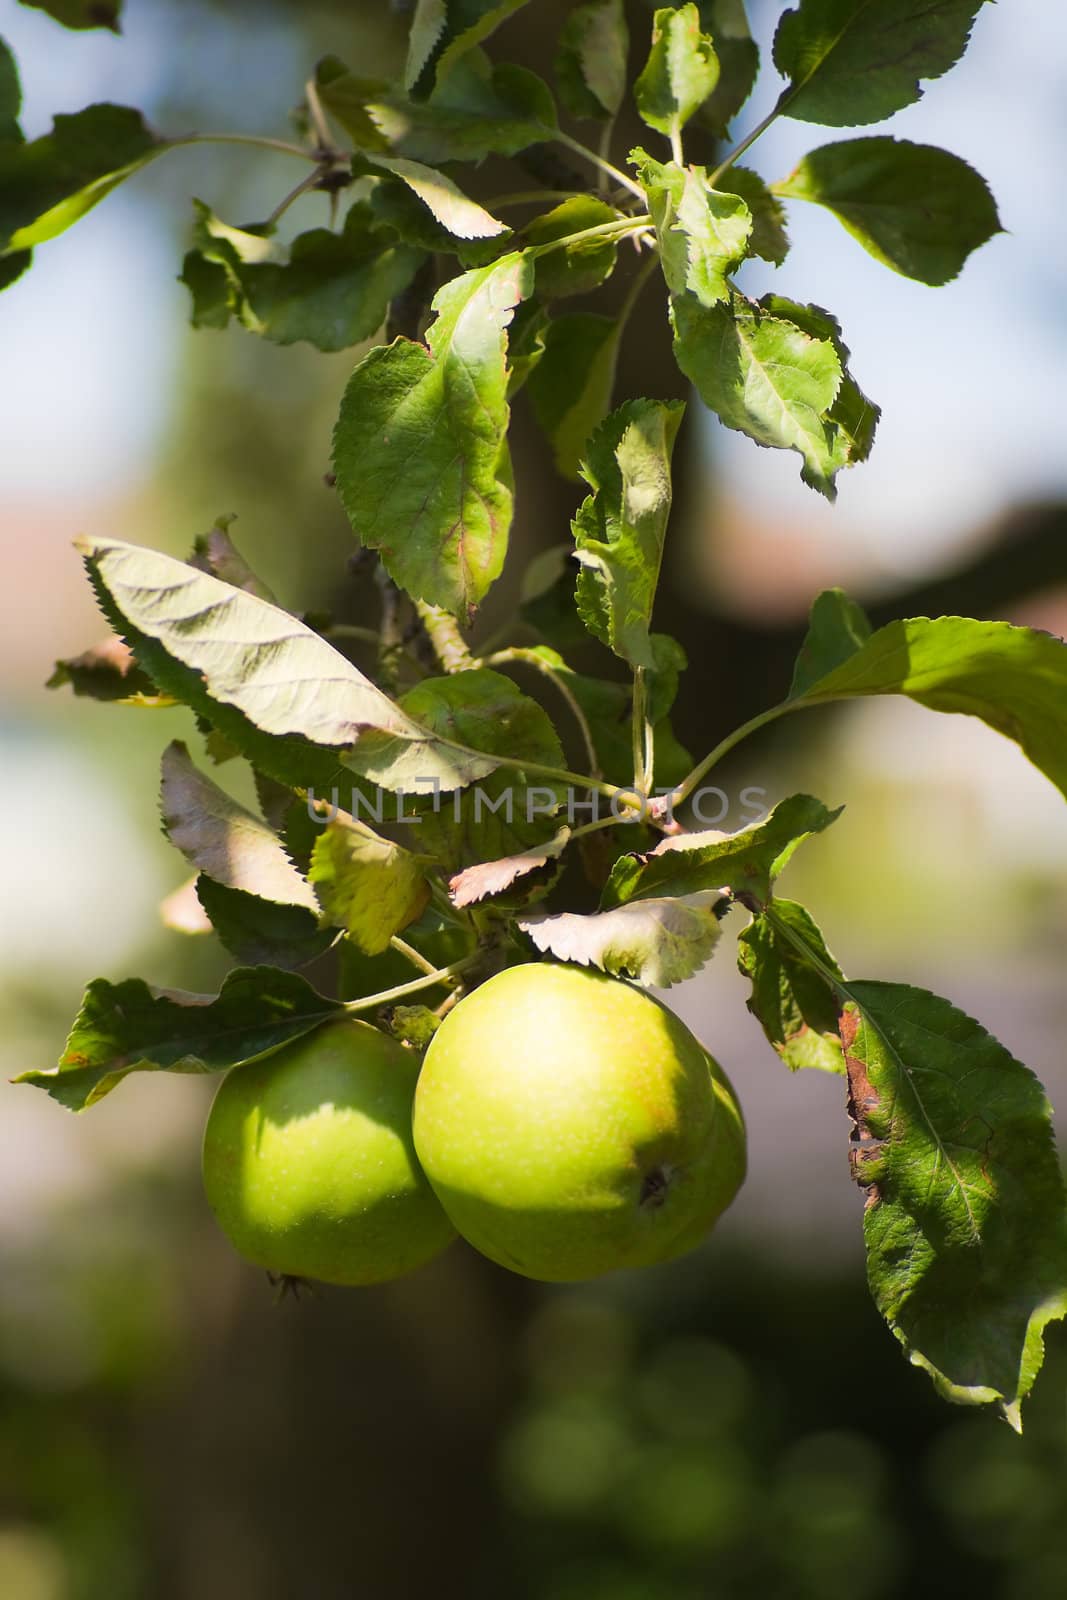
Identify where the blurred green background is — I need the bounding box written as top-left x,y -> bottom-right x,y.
3,2 -> 1067,1595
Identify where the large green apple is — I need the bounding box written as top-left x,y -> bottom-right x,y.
412,963 -> 745,1281
202,1018 -> 454,1285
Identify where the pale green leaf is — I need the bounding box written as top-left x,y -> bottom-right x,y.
519,894 -> 724,988
410,0 -> 535,91
362,152 -> 508,239
160,742 -> 319,911
573,398 -> 686,669
405,0 -> 449,89
308,812 -> 430,955
635,149 -> 751,306
0,103 -> 161,254
527,312 -> 620,480
840,983 -> 1067,1415
773,0 -> 989,127
16,968 -> 344,1111
604,793 -> 842,907
555,0 -> 629,118
333,253 -> 532,619
672,290 -> 844,497
774,137 -> 1002,285
635,4 -> 719,141
737,898 -> 844,1072
789,614 -> 1067,803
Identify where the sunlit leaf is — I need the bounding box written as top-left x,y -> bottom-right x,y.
774,137 -> 1001,285
308,811 -> 430,954
527,196 -> 619,299
636,149 -> 751,306
738,898 -> 844,1072
635,4 -> 719,142
518,893 -> 724,987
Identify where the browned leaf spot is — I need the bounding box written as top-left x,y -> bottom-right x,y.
840,1006 -> 884,1210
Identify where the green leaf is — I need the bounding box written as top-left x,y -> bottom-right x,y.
774,137 -> 1002,286
737,898 -> 845,1072
333,253 -> 532,620
47,634 -> 172,705
409,0 -> 535,91
17,968 -> 344,1111
839,983 -> 1067,1417
308,811 -> 430,955
646,632 -> 687,723
758,296 -> 880,485
331,53 -> 556,165
181,200 -> 426,352
694,0 -> 758,136
789,585 -> 872,696
671,290 -> 845,498
366,175 -> 509,268
361,152 -> 508,240
773,0 -> 989,127
635,149 -> 752,306
788,614 -> 1067,803
527,196 -> 620,299
555,0 -> 629,119
0,103 -> 161,254
573,398 -> 686,669
518,895 -> 724,988
17,1 -> 121,29
194,878 -> 335,971
635,4 -> 719,143
1,37 -> 23,143
79,536 -> 423,788
343,666 -> 562,795
715,164 -> 788,264
160,741 -> 319,911
527,312 -> 620,481
604,793 -> 841,907
505,299 -> 550,397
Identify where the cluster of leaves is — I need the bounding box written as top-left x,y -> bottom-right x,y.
9,0 -> 1067,1428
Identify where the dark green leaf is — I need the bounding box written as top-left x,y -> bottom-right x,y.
334,54 -> 556,164
527,312 -> 621,481
47,634 -> 172,705
715,164 -> 788,264
160,741 -> 319,910
839,983 -> 1067,1419
774,137 -> 1002,285
573,398 -> 686,669
773,0 -> 989,127
194,877 -> 335,970
604,792 -> 841,907
738,898 -> 844,1072
16,968 -> 344,1111
17,1 -> 121,29
308,811 -> 430,954
1,37 -> 22,142
0,103 -> 161,254
635,4 -> 719,142
505,299 -> 549,397
646,632 -> 687,723
182,200 -> 426,352
789,586 -> 872,696
694,0 -> 758,136
408,0 -> 535,91
527,196 -> 619,299
635,149 -> 751,306
333,253 -> 532,620
344,666 -> 562,796
671,290 -> 845,497
788,615 -> 1067,803
555,0 -> 629,119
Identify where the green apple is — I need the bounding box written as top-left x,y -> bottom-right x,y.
412,963 -> 745,1282
202,1018 -> 454,1285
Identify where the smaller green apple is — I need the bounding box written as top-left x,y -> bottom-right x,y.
413,963 -> 746,1282
202,1018 -> 454,1285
